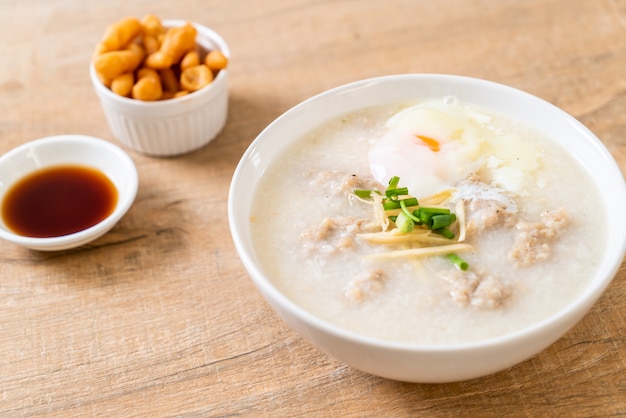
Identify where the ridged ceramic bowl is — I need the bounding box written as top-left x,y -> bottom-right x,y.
90,20 -> 229,157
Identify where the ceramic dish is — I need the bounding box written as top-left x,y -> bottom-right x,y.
0,134 -> 138,251
90,20 -> 230,157
228,74 -> 626,382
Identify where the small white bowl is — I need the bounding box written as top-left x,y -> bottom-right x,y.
229,74 -> 626,383
90,20 -> 230,157
0,135 -> 138,251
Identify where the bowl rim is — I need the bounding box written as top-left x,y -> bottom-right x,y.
229,73 -> 626,353
0,134 -> 138,250
89,19 -> 230,108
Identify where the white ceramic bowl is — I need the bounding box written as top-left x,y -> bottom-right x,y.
229,74 -> 626,383
90,20 -> 230,157
0,135 -> 138,251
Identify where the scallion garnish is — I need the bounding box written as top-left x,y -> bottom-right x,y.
447,253 -> 469,270
395,211 -> 414,233
417,207 -> 448,225
431,213 -> 456,230
354,175 -> 472,269
383,197 -> 419,211
385,187 -> 409,198
356,176 -> 458,240
400,199 -> 422,223
387,176 -> 400,190
433,228 -> 455,239
354,189 -> 373,198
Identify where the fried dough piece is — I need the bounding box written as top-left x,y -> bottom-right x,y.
144,22 -> 197,69
100,17 -> 142,52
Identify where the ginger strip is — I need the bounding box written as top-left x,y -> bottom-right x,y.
358,230 -> 453,245
364,243 -> 473,260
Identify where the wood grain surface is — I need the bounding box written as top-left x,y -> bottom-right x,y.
0,0 -> 625,416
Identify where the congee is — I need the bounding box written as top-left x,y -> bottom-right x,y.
250,98 -> 606,345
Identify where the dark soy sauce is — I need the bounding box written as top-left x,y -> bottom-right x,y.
1,165 -> 118,238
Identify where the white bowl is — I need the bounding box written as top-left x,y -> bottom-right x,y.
90,20 -> 230,157
0,135 -> 138,251
228,74 -> 626,383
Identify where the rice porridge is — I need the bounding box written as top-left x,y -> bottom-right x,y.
249,98 -> 606,345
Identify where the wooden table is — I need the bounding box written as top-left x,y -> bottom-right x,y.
1,0 -> 625,416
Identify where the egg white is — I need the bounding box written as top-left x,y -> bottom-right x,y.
369,100 -> 493,198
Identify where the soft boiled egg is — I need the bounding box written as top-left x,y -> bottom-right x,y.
368,99 -> 493,199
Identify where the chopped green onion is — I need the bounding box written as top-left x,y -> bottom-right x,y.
378,177 -> 459,238
418,206 -> 450,216
447,253 -> 469,271
383,197 -> 419,211
417,211 -> 432,225
409,209 -> 422,225
387,176 -> 400,190
383,200 -> 399,210
431,213 -> 456,230
385,187 -> 409,198
354,189 -> 372,198
416,206 -> 451,226
395,211 -> 414,233
433,227 -> 455,239
400,199 -> 421,223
